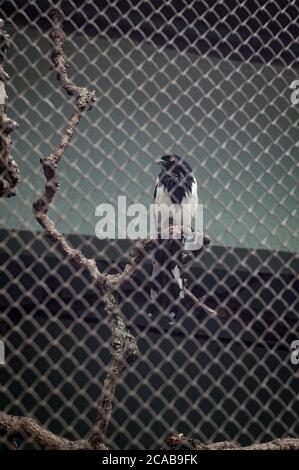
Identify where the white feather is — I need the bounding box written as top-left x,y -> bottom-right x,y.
154,179 -> 198,235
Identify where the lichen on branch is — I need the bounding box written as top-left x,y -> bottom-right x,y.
0,18 -> 19,198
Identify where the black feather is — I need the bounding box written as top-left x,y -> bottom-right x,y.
159,172 -> 195,204
156,155 -> 195,204
153,183 -> 157,202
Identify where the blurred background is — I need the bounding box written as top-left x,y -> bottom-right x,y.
0,0 -> 298,449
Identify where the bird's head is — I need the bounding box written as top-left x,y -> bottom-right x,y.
156,154 -> 192,174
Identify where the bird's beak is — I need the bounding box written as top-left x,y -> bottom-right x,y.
155,159 -> 163,165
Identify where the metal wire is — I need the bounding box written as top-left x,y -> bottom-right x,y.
0,0 -> 298,449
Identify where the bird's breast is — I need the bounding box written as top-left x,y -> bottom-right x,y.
154,180 -> 198,230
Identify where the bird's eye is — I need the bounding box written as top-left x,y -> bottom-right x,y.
169,156 -> 174,161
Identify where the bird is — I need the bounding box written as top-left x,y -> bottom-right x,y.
153,154 -> 198,235
149,154 -> 198,324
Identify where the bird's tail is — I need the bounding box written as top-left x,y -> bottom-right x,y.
149,238 -> 184,320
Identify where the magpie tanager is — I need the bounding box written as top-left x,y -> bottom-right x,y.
150,154 -> 198,324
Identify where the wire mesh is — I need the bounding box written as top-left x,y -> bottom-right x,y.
0,0 -> 299,449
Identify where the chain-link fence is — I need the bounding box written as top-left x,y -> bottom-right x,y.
0,0 -> 299,450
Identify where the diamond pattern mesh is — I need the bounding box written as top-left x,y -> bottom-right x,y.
0,0 -> 299,450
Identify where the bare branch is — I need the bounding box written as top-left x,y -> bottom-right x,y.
166,433 -> 299,450
30,11 -> 149,296
0,18 -> 19,198
30,12 -> 114,297
0,412 -> 107,449
27,9 -> 138,449
184,288 -> 217,317
89,294 -> 138,447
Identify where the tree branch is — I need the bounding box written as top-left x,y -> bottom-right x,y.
166,433 -> 299,450
31,12 -> 110,294
0,412 -> 107,449
89,293 -> 138,447
0,18 -> 19,198
26,9 -> 138,449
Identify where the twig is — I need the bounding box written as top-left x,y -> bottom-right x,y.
184,287 -> 217,316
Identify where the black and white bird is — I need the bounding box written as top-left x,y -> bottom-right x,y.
150,154 -> 198,323
153,154 -> 198,234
